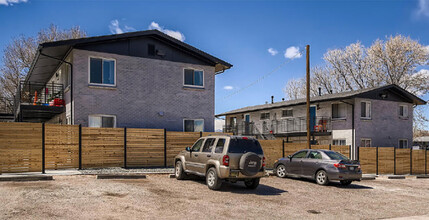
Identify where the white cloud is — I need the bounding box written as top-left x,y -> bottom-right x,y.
424,45 -> 429,55
109,19 -> 135,34
0,0 -> 27,6
223,86 -> 234,90
267,48 -> 278,56
148,21 -> 185,42
416,0 -> 429,17
284,46 -> 302,59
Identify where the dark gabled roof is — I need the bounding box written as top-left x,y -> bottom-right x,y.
216,84 -> 427,116
25,29 -> 232,83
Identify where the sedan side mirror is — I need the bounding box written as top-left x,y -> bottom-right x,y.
185,147 -> 191,152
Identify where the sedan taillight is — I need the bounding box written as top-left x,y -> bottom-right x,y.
222,155 -> 230,166
262,157 -> 266,167
334,163 -> 347,169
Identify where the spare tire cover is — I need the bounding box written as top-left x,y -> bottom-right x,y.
239,152 -> 262,176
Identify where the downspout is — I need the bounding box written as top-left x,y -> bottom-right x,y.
340,100 -> 355,160
39,51 -> 74,125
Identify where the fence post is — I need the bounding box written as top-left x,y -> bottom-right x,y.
124,127 -> 127,169
329,144 -> 331,151
394,147 -> 396,175
282,139 -> 285,158
349,145 -> 352,159
42,123 -> 45,174
376,147 -> 379,175
357,146 -> 360,161
425,147 -> 427,175
200,131 -> 202,137
410,148 -> 413,175
164,128 -> 167,168
78,124 -> 82,170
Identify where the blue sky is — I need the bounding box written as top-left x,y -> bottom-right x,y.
0,0 -> 428,120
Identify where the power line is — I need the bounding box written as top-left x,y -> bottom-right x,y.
223,48 -> 305,100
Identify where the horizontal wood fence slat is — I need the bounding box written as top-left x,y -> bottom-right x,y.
127,128 -> 164,167
378,147 -> 395,174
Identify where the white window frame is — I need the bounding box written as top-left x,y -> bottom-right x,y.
360,101 -> 371,120
281,108 -> 293,118
332,139 -> 346,146
398,139 -> 408,149
361,138 -> 371,147
183,68 -> 204,88
88,56 -> 117,87
244,114 -> 251,122
399,104 -> 408,118
183,119 -> 204,132
331,102 -> 347,120
88,114 -> 117,128
260,112 -> 270,120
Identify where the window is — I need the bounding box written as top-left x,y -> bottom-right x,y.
292,150 -> 308,159
360,101 -> 371,119
361,138 -> 371,147
325,151 -> 349,160
229,117 -> 237,127
202,138 -> 216,152
282,109 -> 293,117
89,57 -> 115,86
228,139 -> 263,154
148,44 -> 155,56
66,116 -> 71,125
399,105 -> 408,118
184,69 -> 203,87
191,139 -> 204,152
332,103 -> 346,119
260,112 -> 270,120
88,115 -> 116,128
184,119 -> 204,132
332,139 -> 346,146
399,139 -> 408,148
215,138 -> 226,153
308,151 -> 322,159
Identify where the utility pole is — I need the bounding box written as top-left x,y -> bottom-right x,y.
306,45 -> 311,149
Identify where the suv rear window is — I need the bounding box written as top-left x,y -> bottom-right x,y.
228,138 -> 263,154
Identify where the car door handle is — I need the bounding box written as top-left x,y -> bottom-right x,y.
207,154 -> 211,157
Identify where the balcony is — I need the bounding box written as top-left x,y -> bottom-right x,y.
15,81 -> 65,122
224,116 -> 332,137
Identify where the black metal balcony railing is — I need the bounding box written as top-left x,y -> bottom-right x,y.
16,81 -> 64,107
223,116 -> 332,136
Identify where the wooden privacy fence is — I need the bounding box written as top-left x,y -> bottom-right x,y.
359,147 -> 428,175
0,122 -> 231,173
259,140 -> 351,169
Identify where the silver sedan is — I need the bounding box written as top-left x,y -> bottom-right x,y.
273,149 -> 362,186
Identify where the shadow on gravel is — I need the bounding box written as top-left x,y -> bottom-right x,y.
284,177 -> 373,189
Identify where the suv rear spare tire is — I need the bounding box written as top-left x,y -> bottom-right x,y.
239,152 -> 262,176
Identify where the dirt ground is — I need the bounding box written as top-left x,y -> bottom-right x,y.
0,174 -> 428,220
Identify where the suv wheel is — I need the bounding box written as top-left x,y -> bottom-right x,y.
276,164 -> 287,178
206,167 -> 222,190
244,178 -> 260,189
175,161 -> 187,180
315,170 -> 329,185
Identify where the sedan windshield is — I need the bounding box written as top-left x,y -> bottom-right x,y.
325,151 -> 349,160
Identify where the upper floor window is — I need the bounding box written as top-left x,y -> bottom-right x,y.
282,109 -> 293,117
184,119 -> 204,132
399,139 -> 408,148
333,139 -> 346,146
184,69 -> 203,87
332,103 -> 346,119
88,114 -> 116,128
260,112 -> 270,120
360,101 -> 371,119
399,105 -> 408,118
360,138 -> 371,147
89,57 -> 115,86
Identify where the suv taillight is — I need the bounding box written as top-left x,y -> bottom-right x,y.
222,155 -> 230,166
334,163 -> 346,169
262,156 -> 266,167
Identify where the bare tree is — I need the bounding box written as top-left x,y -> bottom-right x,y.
0,24 -> 86,110
283,35 -> 429,134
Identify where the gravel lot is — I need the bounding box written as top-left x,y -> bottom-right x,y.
0,174 -> 428,219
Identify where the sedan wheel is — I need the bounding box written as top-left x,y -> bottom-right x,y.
316,170 -> 329,185
276,164 -> 287,178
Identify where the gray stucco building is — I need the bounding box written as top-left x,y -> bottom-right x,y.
15,30 -> 232,132
217,85 -> 426,159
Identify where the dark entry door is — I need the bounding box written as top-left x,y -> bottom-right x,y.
310,106 -> 316,132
